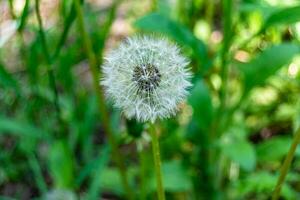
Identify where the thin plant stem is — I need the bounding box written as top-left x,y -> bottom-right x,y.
73,0 -> 133,199
210,0 -> 233,196
138,143 -> 147,200
272,127 -> 300,200
34,0 -> 62,129
8,0 -> 16,19
149,123 -> 165,200
53,0 -> 82,60
152,0 -> 157,11
219,0 -> 232,118
205,0 -> 215,29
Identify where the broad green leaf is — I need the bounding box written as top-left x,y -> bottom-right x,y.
48,141 -> 74,189
263,6 -> 300,30
0,116 -> 46,139
256,136 -> 300,163
188,80 -> 213,131
93,167 -> 136,195
239,3 -> 276,17
97,168 -> 123,195
238,43 -> 299,92
134,13 -> 210,71
150,160 -> 192,192
222,139 -> 256,171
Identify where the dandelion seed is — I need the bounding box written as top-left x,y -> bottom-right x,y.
101,36 -> 192,122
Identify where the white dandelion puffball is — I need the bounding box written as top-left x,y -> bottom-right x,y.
101,36 -> 192,122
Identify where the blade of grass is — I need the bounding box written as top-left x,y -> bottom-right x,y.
0,116 -> 49,139
72,0 -> 134,199
96,0 -> 119,64
34,0 -> 63,134
87,145 -> 110,200
75,144 -> 110,187
18,0 -> 30,32
27,152 -> 48,194
8,0 -> 16,19
52,1 -> 84,60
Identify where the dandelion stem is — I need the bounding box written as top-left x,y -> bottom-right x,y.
272,127 -> 300,200
149,123 -> 165,200
73,0 -> 133,199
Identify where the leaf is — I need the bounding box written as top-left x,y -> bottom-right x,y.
17,0 -> 30,31
263,6 -> 300,30
86,145 -> 110,200
0,116 -> 46,139
150,160 -> 192,192
0,62 -> 19,93
237,43 -> 299,92
97,168 -> 123,195
134,13 -> 210,71
238,172 -> 296,200
222,138 -> 256,171
188,80 -> 213,131
48,141 -> 74,189
256,136 -> 300,163
92,167 -> 136,196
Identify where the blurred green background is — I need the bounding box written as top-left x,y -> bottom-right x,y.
1,0 -> 300,199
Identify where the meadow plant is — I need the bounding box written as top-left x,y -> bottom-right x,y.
101,35 -> 192,200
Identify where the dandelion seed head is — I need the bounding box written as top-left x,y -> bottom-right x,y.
101,35 -> 192,122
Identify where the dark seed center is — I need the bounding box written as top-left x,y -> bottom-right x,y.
132,63 -> 161,93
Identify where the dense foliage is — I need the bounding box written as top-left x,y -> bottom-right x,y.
1,0 -> 300,199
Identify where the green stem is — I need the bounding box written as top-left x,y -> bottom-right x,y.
8,0 -> 16,19
34,0 -> 62,130
272,127 -> 300,200
53,0 -> 82,60
138,143 -> 147,200
152,0 -> 157,11
219,0 -> 232,116
205,0 -> 215,29
210,0 -> 233,196
149,123 -> 165,200
73,1 -> 133,199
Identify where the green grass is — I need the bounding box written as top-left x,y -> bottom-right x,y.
1,0 -> 300,199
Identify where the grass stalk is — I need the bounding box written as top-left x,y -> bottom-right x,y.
205,0 -> 215,29
72,0 -> 133,199
34,0 -> 62,130
149,123 -> 165,200
272,127 -> 300,200
209,0 -> 233,197
152,0 -> 157,11
219,0 -> 232,116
